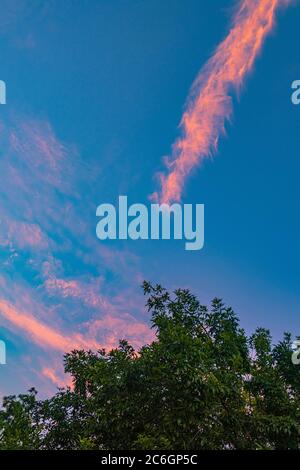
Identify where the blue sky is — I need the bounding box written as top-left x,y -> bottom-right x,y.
0,0 -> 299,396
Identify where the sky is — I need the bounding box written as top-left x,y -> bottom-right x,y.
0,0 -> 299,397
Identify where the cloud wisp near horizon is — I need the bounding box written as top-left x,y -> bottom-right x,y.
153,0 -> 292,204
0,115 -> 153,393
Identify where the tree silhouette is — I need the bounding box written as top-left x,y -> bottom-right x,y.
1,282 -> 299,450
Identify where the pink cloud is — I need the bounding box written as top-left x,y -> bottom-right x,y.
153,0 -> 292,203
44,277 -> 112,311
0,298 -> 100,352
0,113 -> 150,397
6,219 -> 49,250
42,366 -> 73,389
84,314 -> 154,351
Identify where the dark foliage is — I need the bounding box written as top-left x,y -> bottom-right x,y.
1,283 -> 299,450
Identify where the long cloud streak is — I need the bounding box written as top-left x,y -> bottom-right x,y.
0,298 -> 98,352
0,116 -> 151,395
155,0 -> 291,203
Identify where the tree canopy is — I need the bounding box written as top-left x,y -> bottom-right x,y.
1,282 -> 299,450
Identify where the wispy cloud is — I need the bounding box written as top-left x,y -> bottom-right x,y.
153,0 -> 292,203
0,298 -> 95,352
41,366 -> 73,389
0,114 -> 150,395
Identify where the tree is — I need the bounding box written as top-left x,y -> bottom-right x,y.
1,282 -> 299,449
0,388 -> 41,450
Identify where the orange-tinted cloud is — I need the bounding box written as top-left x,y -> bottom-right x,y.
154,0 -> 291,203
42,366 -> 73,389
0,114 -> 149,395
0,298 -> 99,352
44,277 -> 112,311
84,314 -> 154,351
0,290 -> 153,358
0,218 -> 49,250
